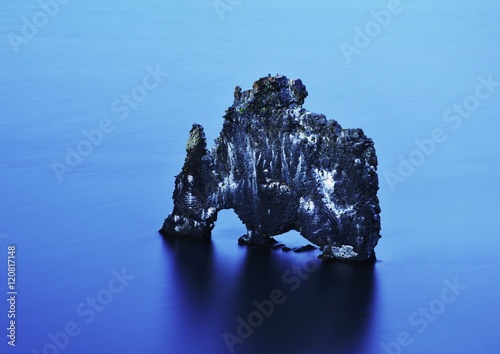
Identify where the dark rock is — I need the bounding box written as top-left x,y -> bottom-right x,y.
238,234 -> 277,247
272,243 -> 286,250
159,75 -> 381,262
293,244 -> 317,253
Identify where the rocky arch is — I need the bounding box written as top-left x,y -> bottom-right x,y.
159,75 -> 381,262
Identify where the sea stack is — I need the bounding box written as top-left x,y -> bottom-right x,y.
160,75 -> 381,262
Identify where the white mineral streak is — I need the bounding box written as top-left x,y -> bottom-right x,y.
299,197 -> 315,214
201,207 -> 216,219
265,179 -> 291,191
313,168 -> 355,220
184,191 -> 199,206
331,245 -> 358,258
296,155 -> 303,176
297,131 -> 317,144
221,142 -> 238,191
281,146 -> 289,177
245,136 -> 258,197
314,168 -> 336,190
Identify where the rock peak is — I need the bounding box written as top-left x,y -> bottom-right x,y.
232,75 -> 308,110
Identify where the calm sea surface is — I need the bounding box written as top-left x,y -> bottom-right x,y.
1,1 -> 499,353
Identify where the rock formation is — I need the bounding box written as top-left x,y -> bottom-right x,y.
160,75 -> 381,262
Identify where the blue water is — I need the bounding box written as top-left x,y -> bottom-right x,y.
1,1 -> 499,353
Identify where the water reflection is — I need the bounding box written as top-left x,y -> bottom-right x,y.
163,236 -> 215,312
163,236 -> 377,354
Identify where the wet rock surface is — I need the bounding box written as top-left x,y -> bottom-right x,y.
160,75 -> 381,262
